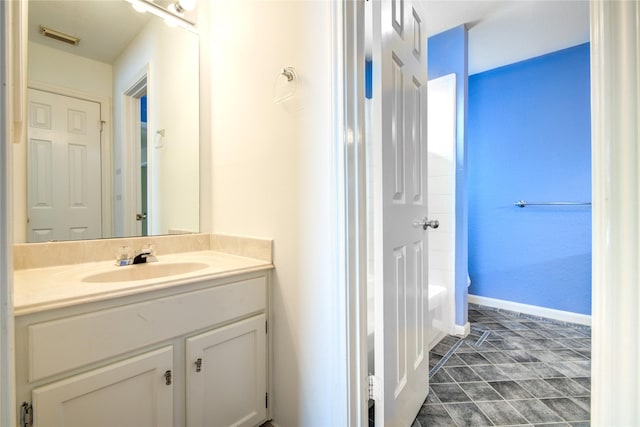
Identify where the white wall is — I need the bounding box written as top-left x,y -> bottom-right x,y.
28,41 -> 113,97
112,17 -> 199,237
207,1 -> 346,425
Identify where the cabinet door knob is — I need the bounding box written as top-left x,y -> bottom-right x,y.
195,358 -> 203,373
164,370 -> 172,385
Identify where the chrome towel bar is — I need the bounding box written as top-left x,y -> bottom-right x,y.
514,200 -> 592,208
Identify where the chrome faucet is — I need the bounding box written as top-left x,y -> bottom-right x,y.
132,244 -> 158,264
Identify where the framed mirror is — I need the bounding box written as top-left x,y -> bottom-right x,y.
20,0 -> 199,243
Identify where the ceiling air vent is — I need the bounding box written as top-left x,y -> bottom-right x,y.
39,25 -> 80,46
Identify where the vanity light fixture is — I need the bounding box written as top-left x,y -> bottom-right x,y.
125,0 -> 197,32
39,25 -> 80,46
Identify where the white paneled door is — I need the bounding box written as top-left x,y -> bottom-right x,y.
372,0 -> 430,425
27,88 -> 102,242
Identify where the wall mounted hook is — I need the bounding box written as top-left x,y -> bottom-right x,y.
281,67 -> 296,82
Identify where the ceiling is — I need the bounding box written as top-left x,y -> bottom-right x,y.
423,0 -> 590,75
28,0 -> 197,65
29,0 -> 152,64
29,0 -> 590,75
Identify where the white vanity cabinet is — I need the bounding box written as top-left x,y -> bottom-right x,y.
31,347 -> 174,427
186,314 -> 267,427
14,272 -> 270,427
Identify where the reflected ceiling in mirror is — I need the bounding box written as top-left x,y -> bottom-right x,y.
24,0 -> 199,243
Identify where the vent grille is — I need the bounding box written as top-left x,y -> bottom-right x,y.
39,26 -> 80,46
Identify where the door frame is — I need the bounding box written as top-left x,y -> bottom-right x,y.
339,0 -> 638,425
26,81 -> 112,239
338,1 -> 368,425
121,67 -> 150,237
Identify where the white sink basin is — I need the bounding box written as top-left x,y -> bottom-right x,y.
82,262 -> 209,283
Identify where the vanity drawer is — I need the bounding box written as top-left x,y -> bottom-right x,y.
27,276 -> 266,382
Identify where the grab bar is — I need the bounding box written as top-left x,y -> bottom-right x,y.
514,200 -> 592,208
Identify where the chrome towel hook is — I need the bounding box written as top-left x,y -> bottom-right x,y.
281,67 -> 296,82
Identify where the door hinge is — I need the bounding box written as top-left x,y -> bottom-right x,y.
368,374 -> 378,401
20,402 -> 33,427
195,357 -> 203,372
265,320 -> 268,334
265,392 -> 269,408
164,370 -> 172,385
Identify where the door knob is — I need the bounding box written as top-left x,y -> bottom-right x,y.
413,217 -> 439,230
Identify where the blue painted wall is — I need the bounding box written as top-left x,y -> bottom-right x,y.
428,26 -> 469,327
467,43 -> 592,315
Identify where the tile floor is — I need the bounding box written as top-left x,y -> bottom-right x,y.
413,304 -> 591,426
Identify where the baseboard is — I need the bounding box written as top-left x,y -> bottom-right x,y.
453,322 -> 470,337
468,294 -> 592,326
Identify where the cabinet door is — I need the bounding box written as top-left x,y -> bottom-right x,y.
186,315 -> 267,427
32,346 -> 173,427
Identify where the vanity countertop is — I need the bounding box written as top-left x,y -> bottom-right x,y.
14,250 -> 273,316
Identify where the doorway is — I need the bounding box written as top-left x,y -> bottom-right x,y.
121,73 -> 149,237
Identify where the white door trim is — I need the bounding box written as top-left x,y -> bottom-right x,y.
338,1 -> 368,426
590,1 -> 640,424
1,1 -> 17,425
120,67 -> 149,237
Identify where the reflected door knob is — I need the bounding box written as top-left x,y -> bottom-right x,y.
413,217 -> 439,230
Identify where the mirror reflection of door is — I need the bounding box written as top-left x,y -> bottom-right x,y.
27,88 -> 102,242
122,74 -> 149,237
140,95 -> 148,236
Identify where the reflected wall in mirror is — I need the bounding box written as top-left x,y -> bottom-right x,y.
18,0 -> 199,243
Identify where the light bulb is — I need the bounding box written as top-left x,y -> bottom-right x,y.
177,0 -> 196,11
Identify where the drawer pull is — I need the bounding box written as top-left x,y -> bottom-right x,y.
195,358 -> 203,373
